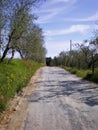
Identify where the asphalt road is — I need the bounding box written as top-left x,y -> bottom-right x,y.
24,67 -> 98,130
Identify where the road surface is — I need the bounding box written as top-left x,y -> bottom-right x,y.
24,67 -> 98,130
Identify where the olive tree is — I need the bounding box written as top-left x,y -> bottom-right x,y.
0,0 -> 46,62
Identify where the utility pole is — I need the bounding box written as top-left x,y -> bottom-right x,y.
0,2 -> 1,57
70,40 -> 72,51
0,29 -> 1,57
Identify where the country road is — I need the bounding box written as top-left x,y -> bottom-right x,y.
1,67 -> 98,130
24,67 -> 98,130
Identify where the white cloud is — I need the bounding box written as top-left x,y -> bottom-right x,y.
36,10 -> 98,24
45,25 -> 90,36
38,12 -> 57,23
33,0 -> 77,24
35,6 -> 66,14
49,0 -> 77,5
37,6 -> 67,23
86,12 -> 98,21
65,12 -> 98,22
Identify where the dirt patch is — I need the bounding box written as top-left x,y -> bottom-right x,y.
0,68 -> 41,130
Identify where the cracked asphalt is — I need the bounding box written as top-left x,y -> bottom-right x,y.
24,67 -> 98,130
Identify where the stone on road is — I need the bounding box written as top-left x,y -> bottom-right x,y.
24,67 -> 98,130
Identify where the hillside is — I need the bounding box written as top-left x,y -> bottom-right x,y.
0,59 -> 44,112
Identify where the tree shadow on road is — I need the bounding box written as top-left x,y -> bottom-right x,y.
29,79 -> 98,107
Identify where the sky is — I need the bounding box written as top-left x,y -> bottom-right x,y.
32,0 -> 98,58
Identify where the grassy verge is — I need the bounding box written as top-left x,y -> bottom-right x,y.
0,59 -> 44,112
64,67 -> 98,83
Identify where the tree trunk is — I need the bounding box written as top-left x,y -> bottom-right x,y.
6,48 -> 15,64
16,48 -> 24,59
92,55 -> 95,74
0,43 -> 9,62
0,30 -> 15,62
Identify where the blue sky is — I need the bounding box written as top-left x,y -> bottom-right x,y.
32,0 -> 98,58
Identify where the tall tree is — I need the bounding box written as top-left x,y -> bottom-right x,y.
18,23 -> 46,63
0,0 -> 46,62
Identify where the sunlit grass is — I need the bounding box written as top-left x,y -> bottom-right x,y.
64,67 -> 98,83
0,59 -> 44,112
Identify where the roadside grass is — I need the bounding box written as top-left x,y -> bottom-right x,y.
0,59 -> 44,112
89,70 -> 98,83
64,67 -> 98,83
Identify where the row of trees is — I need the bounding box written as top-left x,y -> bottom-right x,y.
0,0 -> 46,63
48,36 -> 98,74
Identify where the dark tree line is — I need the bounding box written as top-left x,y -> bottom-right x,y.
0,0 -> 46,63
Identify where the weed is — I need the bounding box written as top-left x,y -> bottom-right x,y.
0,59 -> 44,112
64,67 -> 98,83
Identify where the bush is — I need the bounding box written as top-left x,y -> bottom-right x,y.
64,67 -> 77,74
87,69 -> 98,83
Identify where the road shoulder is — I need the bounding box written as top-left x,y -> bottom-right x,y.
0,68 -> 41,130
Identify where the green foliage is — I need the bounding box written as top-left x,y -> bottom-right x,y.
64,67 -> 77,74
19,24 -> 46,62
86,69 -> 98,83
1,0 -> 46,63
64,67 -> 98,83
0,59 -> 44,112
